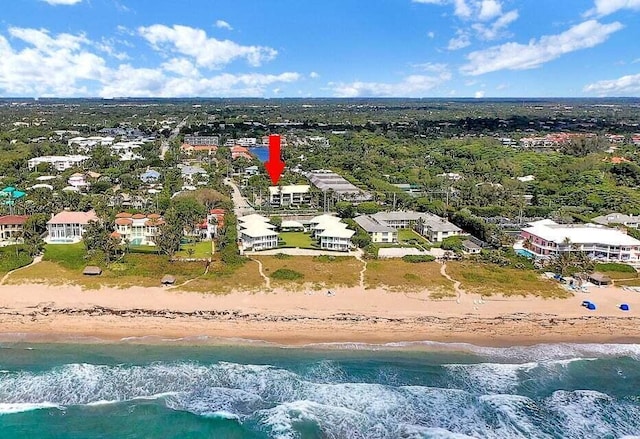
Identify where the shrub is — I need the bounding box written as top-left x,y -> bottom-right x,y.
274,253 -> 292,259
595,263 -> 637,273
270,268 -> 304,280
402,255 -> 436,263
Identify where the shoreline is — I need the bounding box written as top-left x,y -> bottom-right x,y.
2,283 -> 640,349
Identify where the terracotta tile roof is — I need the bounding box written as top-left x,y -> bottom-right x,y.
115,218 -> 133,226
116,212 -> 133,218
48,210 -> 98,225
110,231 -> 121,238
132,213 -> 147,219
0,215 -> 29,225
147,213 -> 161,219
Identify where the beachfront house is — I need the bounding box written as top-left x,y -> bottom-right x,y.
46,210 -> 99,243
309,214 -> 343,238
370,211 -> 462,242
238,214 -> 278,251
268,185 -> 311,207
238,214 -> 279,251
198,209 -> 226,240
354,215 -> 398,243
521,219 -> 640,262
0,215 -> 29,243
112,212 -> 164,246
318,224 -> 355,251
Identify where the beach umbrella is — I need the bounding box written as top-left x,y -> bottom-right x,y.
587,303 -> 596,311
581,301 -> 591,307
620,304 -> 630,311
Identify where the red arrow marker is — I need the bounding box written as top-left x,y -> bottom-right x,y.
265,134 -> 285,185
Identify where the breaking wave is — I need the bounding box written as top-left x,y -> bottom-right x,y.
1,354 -> 640,437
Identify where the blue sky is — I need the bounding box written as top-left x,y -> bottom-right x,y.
0,0 -> 639,97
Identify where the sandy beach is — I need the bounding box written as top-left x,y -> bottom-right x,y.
1,282 -> 640,346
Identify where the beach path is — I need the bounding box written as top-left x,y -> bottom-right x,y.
0,255 -> 43,286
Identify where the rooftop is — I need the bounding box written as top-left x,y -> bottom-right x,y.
48,210 -> 98,225
523,220 -> 640,246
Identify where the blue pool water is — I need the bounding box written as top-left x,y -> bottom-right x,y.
251,146 -> 269,162
516,248 -> 536,258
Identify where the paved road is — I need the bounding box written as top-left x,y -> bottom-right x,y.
224,177 -> 254,217
160,116 -> 189,160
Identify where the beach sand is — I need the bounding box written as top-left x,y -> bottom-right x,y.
1,283 -> 640,346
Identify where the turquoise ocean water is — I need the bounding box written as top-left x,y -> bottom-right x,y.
2,341 -> 640,438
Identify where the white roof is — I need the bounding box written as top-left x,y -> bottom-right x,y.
241,219 -> 276,229
523,220 -> 640,246
319,226 -> 355,239
309,214 -> 341,224
240,225 -> 279,238
314,219 -> 348,230
29,184 -> 54,190
238,214 -> 270,223
268,185 -> 310,195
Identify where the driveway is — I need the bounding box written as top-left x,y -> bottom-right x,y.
224,177 -> 254,217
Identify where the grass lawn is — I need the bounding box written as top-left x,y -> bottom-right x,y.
279,232 -> 315,249
446,261 -> 570,298
398,228 -> 430,246
0,245 -> 33,274
42,243 -> 87,270
11,244 -> 205,289
254,255 -> 361,289
365,259 -> 454,294
179,261 -> 266,293
176,241 -> 212,258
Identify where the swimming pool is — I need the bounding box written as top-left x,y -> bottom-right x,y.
516,248 -> 536,258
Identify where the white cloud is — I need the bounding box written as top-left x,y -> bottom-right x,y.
40,0 -> 83,4
474,90 -> 485,98
478,0 -> 502,20
0,27 -> 300,97
472,9 -> 518,40
138,24 -> 277,68
309,71 -> 320,78
461,20 -> 623,75
586,0 -> 640,17
329,71 -> 451,97
427,31 -> 436,38
0,28 -> 106,96
215,20 -> 233,30
415,0 -> 518,45
452,0 -> 472,18
100,69 -> 300,98
447,30 -> 471,50
584,73 -> 640,95
411,62 -> 449,73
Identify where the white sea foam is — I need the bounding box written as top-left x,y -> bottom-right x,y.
0,359 -> 637,438
545,390 -> 640,439
399,425 -> 479,439
257,400 -> 367,439
0,402 -> 61,415
444,362 -> 538,393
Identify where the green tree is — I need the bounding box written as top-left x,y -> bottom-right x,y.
335,201 -> 356,218
83,220 -> 120,263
